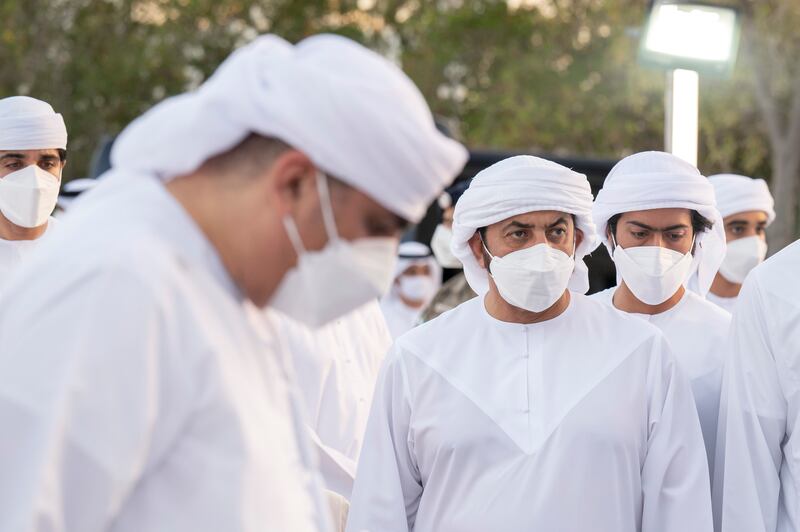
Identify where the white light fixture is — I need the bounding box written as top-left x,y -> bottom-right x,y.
638,1 -> 741,166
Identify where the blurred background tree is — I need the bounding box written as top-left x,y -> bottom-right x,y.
1,0 -> 797,245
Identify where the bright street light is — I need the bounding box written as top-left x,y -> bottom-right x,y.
638,1 -> 741,166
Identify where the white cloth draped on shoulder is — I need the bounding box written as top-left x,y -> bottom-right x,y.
713,240 -> 800,532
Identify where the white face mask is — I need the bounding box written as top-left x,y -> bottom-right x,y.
269,173 -> 398,328
718,235 -> 767,284
398,274 -> 437,303
430,224 -> 462,269
611,235 -> 695,306
0,165 -> 60,228
484,240 -> 575,313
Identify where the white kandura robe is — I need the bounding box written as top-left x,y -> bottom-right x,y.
0,216 -> 57,294
347,293 -> 712,532
591,287 -> 731,472
705,291 -> 738,314
381,297 -> 424,339
266,301 -> 392,498
0,174 -> 327,532
713,240 -> 800,532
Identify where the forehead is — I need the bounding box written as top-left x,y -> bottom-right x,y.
618,208 -> 692,226
0,148 -> 60,159
489,209 -> 572,230
723,210 -> 768,224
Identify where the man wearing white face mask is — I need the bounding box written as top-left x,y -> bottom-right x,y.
347,155 -> 712,532
701,174 -> 775,313
0,96 -> 67,292
591,151 -> 731,473
380,241 -> 441,338
0,34 -> 467,532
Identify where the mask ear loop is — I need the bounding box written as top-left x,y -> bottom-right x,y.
316,171 -> 340,242
477,231 -> 497,279
282,216 -> 307,255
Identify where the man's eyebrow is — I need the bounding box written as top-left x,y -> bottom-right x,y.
502,220 -> 535,231
546,217 -> 569,228
0,153 -> 25,161
626,221 -> 688,231
726,220 -> 749,227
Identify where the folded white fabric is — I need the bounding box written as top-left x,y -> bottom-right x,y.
709,173 -> 775,223
110,34 -> 468,223
0,96 -> 67,150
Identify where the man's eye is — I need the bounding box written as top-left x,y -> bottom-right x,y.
5,162 -> 21,170
548,228 -> 566,238
731,226 -> 743,234
40,161 -> 56,169
632,231 -> 647,239
756,226 -> 765,234
666,232 -> 685,241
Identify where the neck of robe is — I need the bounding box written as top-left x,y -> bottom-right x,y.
0,212 -> 47,241
709,271 -> 741,298
612,282 -> 685,315
484,283 -> 571,324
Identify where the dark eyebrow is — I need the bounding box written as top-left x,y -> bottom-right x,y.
726,220 -> 749,227
547,217 -> 569,228
626,221 -> 655,231
502,220 -> 535,231
39,154 -> 59,161
0,153 -> 25,161
626,221 -> 688,232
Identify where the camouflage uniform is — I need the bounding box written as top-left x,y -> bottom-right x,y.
419,271 -> 476,322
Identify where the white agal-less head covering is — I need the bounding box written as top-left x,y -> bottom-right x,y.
451,155 -> 599,295
593,151 -> 725,296
110,34 -> 467,223
0,96 -> 67,150
392,241 -> 442,286
709,173 -> 776,224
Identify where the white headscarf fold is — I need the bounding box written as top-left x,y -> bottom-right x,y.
593,151 -> 725,297
0,96 -> 67,150
110,34 -> 467,223
709,174 -> 775,223
451,155 -> 599,296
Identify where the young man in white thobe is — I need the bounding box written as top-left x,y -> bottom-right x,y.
591,151 -> 731,471
702,174 -> 775,313
381,241 -> 441,339
347,155 -> 712,532
713,239 -> 800,532
0,34 -> 467,532
0,96 -> 67,292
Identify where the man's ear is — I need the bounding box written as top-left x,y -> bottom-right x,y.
468,232 -> 487,269
268,150 -> 316,218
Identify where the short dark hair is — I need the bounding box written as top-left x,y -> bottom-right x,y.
607,210 -> 713,239
204,134 -> 291,177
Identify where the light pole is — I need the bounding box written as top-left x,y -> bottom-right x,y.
639,1 -> 741,167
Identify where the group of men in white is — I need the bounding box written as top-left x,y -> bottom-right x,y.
0,32 -> 796,532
